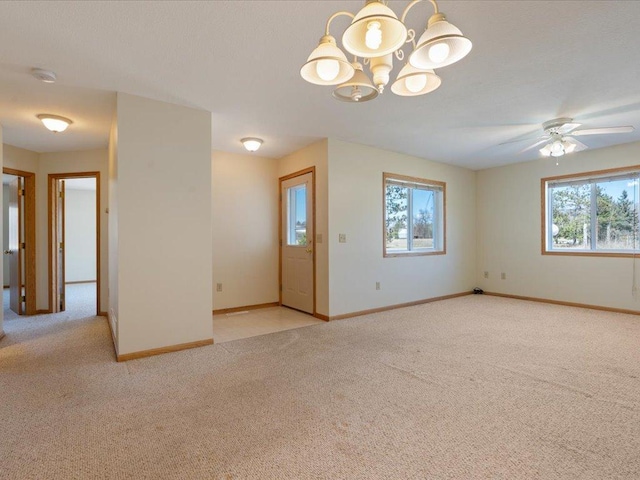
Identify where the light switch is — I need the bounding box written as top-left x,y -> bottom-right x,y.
338,233 -> 346,243
316,234 -> 323,244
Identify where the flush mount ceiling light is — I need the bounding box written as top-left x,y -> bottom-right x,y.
301,0 -> 471,100
241,137 -> 263,152
37,114 -> 72,133
31,68 -> 57,83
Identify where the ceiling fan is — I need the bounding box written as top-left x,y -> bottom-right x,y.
500,117 -> 635,158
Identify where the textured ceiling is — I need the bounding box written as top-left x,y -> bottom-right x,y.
0,1 -> 639,169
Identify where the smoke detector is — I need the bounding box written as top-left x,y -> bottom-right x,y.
31,68 -> 57,83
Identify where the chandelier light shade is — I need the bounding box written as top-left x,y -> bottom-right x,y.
241,137 -> 263,152
391,63 -> 441,96
333,62 -> 379,102
37,114 -> 72,133
409,13 -> 473,69
342,1 -> 408,58
300,35 -> 355,86
300,0 -> 471,103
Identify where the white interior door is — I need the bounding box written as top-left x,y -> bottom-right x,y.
281,172 -> 314,314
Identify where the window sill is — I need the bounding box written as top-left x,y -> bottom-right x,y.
543,250 -> 640,258
384,250 -> 446,258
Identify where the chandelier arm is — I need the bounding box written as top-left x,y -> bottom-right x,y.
324,11 -> 355,36
400,0 -> 439,24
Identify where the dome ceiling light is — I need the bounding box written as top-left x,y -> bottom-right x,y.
300,0 -> 472,100
241,137 -> 263,152
37,114 -> 72,133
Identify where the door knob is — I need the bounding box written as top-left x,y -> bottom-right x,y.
3,250 -> 12,255
305,247 -> 313,254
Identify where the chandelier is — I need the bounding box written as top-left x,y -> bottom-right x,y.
300,0 -> 472,102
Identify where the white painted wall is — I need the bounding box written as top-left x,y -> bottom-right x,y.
212,151 -> 279,310
64,185 -> 96,283
476,140 -> 640,312
114,93 -> 212,356
327,139 -> 477,316
37,150 -> 108,313
278,139 -> 329,316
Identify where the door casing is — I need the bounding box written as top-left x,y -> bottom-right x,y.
48,172 -> 101,315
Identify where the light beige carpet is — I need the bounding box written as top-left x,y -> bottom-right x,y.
1,295 -> 639,479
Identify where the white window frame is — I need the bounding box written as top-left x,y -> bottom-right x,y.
383,172 -> 446,258
542,166 -> 640,257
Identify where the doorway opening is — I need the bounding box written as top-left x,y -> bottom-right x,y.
279,167 -> 316,315
2,168 -> 36,315
48,172 -> 100,316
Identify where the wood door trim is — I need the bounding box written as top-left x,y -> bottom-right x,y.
278,167 -> 316,316
48,172 -> 101,315
2,168 -> 36,315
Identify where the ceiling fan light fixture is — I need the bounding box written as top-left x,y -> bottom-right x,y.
241,137 -> 263,152
37,114 -> 72,133
300,35 -> 355,86
391,63 -> 441,96
409,13 -> 472,69
342,0 -> 408,58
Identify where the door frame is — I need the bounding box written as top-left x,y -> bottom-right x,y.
3,167 -> 36,315
278,166 -> 316,316
48,172 -> 101,315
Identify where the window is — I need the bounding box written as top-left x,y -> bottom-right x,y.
543,167 -> 640,255
384,173 -> 445,257
287,184 -> 307,246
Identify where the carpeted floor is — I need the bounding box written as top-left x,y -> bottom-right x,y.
0,295 -> 639,479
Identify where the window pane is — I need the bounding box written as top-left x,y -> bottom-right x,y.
287,185 -> 307,246
595,177 -> 639,250
385,184 -> 408,252
550,184 -> 591,250
412,188 -> 434,249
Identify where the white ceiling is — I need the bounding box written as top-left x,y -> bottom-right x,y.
0,1 -> 639,170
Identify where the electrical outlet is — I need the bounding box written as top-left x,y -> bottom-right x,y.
376,281 -> 381,290
339,233 -> 347,243
501,273 -> 506,280
216,283 -> 223,292
484,271 -> 489,279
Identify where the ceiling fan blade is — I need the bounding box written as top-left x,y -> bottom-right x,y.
567,138 -> 589,153
556,122 -> 581,134
572,126 -> 635,136
520,138 -> 551,153
499,135 -> 547,146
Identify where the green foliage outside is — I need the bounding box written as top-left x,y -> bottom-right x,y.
552,185 -> 638,249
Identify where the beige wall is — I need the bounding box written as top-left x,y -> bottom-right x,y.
2,145 -> 107,312
476,140 -> 640,311
278,139 -> 329,316
3,144 -> 38,173
212,151 -> 279,310
108,118 -> 118,343
327,139 -> 477,316
114,93 -> 213,356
